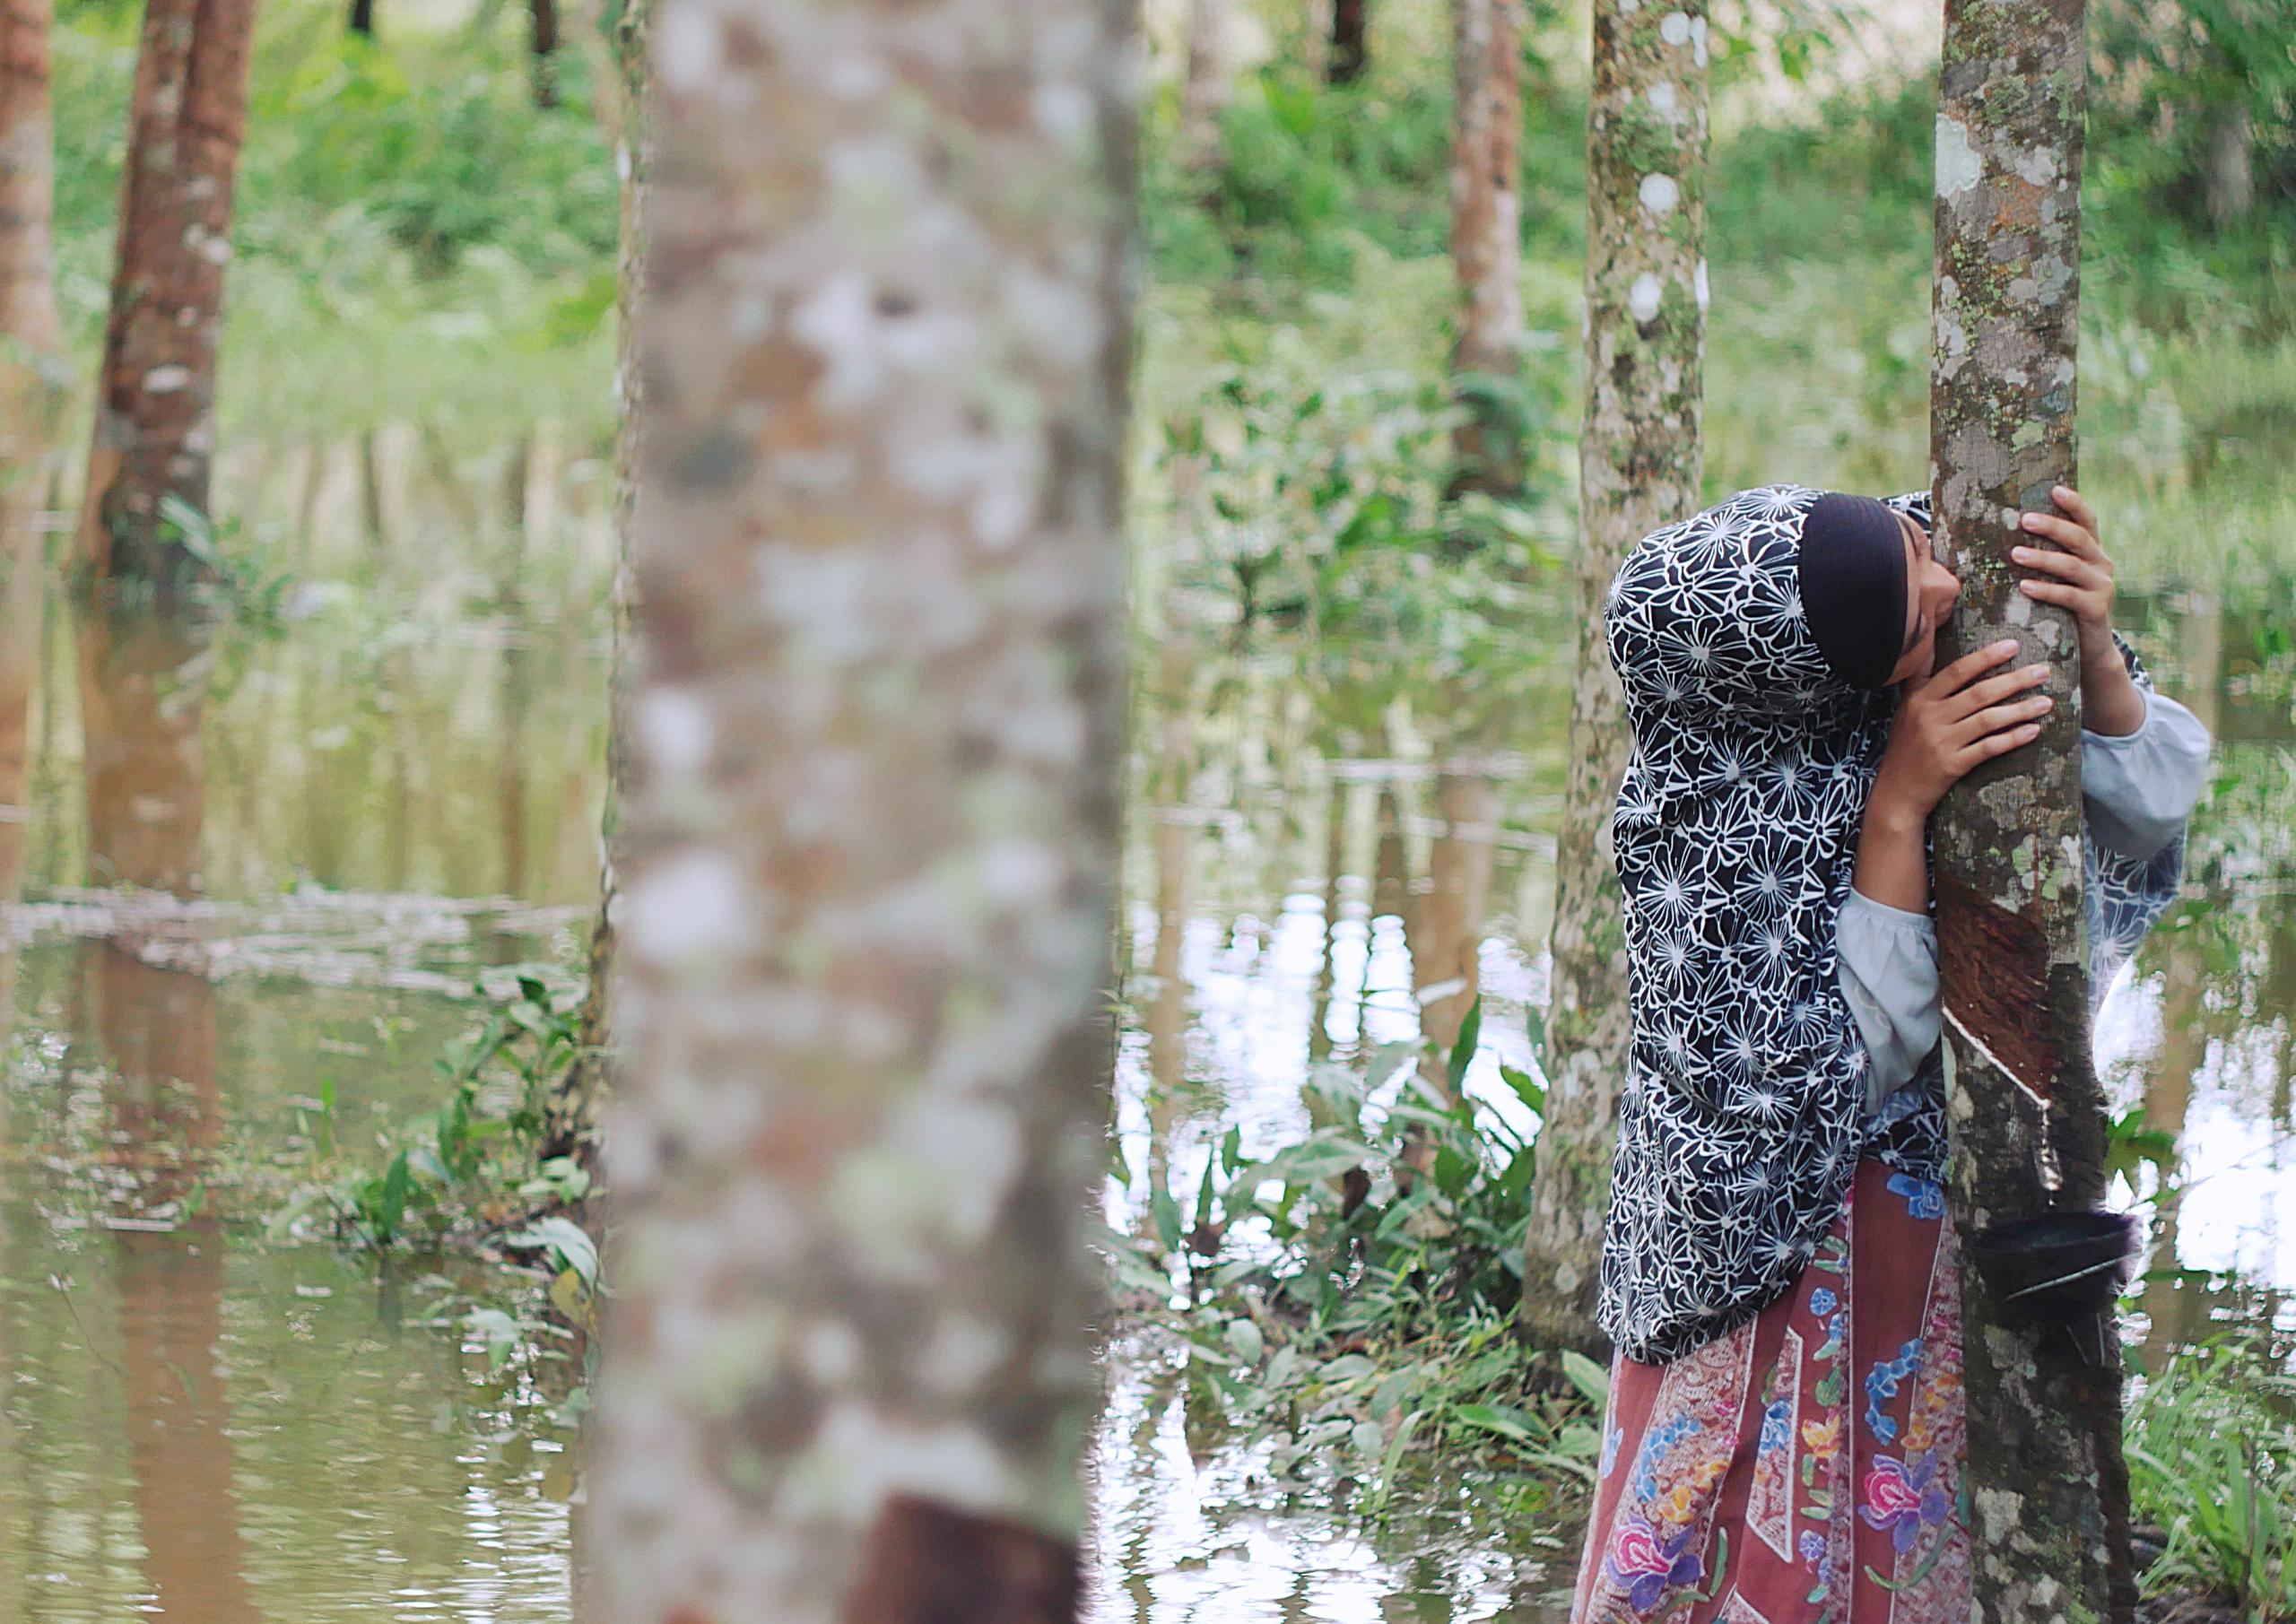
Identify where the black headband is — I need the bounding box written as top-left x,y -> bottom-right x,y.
1796,492 -> 1910,690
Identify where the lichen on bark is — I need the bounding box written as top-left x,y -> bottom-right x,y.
587,2 -> 1142,1620
1518,0 -> 1708,1361
1926,0 -> 2135,1617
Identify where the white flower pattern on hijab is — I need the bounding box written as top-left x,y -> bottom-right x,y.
1595,484 -> 2183,1364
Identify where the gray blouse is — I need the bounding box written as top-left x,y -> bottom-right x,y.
1840,687 -> 2213,1118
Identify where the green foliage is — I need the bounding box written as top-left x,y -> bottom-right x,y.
281,969 -> 582,1252
1107,999 -> 1592,1498
2128,1338 -> 2296,1618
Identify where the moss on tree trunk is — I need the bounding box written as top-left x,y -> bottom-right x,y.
1518,0 -> 1708,1362
1927,0 -> 2136,1616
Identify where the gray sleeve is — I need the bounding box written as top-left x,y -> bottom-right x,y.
2083,690 -> 2213,861
1837,888 -> 1941,1114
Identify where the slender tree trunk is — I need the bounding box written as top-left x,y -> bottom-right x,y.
528,0 -> 559,109
0,0 -> 61,364
1518,0 -> 1707,1359
359,428 -> 388,576
1926,2 -> 2135,1615
1445,0 -> 1525,502
75,0 -> 257,597
538,0 -> 648,1176
1178,0 -> 1230,172
1327,0 -> 1365,83
2201,103 -> 2252,230
347,0 -> 374,35
587,0 -> 1140,1616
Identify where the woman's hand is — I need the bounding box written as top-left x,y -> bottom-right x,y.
1870,640 -> 2053,823
2011,484 -> 2145,736
1853,641 -> 2052,914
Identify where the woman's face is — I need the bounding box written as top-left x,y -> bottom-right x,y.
1883,513 -> 1962,686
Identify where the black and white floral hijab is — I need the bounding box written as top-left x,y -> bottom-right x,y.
1593,483 -> 2184,1365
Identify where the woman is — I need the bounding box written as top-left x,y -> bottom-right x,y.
1565,483 -> 2210,1623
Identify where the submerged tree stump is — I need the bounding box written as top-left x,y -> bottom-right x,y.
1926,0 -> 2136,1617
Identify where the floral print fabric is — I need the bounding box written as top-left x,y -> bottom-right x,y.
1570,1158 -> 1969,1624
1596,483 -> 2184,1363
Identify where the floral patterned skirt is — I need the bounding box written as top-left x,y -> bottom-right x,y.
1567,1157 -> 1969,1624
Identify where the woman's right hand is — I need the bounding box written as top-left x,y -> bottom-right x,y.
1870,639 -> 2054,823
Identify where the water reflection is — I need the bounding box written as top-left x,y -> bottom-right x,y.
0,593 -> 585,1621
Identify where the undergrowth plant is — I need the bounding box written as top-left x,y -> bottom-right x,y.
1107,999 -> 1605,1506
2128,1336 -> 2296,1620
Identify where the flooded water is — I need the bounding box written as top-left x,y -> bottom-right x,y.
0,509 -> 2290,1619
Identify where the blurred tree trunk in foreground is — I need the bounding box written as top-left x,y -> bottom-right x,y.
1518,0 -> 1707,1361
1328,0 -> 1365,83
587,0 -> 1141,1618
1445,0 -> 1524,500
1926,0 -> 2135,1616
74,0 -> 257,597
537,0 -> 648,1177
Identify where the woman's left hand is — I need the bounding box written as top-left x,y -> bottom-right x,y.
2011,483 -> 2145,736
2011,484 -> 2117,666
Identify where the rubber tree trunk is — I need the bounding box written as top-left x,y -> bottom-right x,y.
0,0 -> 61,364
1178,0 -> 1229,172
1926,1 -> 2135,1615
1328,0 -> 1365,83
75,0 -> 257,597
538,0 -> 648,1176
586,0 -> 1141,1616
1518,0 -> 1707,1360
528,0 -> 559,108
0,0 -> 64,664
1445,0 -> 1525,501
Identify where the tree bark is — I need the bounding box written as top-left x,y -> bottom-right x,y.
1327,0 -> 1365,83
75,0 -> 257,598
1178,0 -> 1230,172
2201,103 -> 2252,230
587,0 -> 1140,1616
1445,0 -> 1525,501
529,0 -> 560,109
0,0 -> 61,365
538,0 -> 648,1176
1518,0 -> 1707,1360
1927,1 -> 2135,1616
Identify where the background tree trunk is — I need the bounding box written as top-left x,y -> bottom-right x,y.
347,0 -> 374,36
74,0 -> 257,595
0,0 -> 64,659
1327,0 -> 1365,83
0,0 -> 61,364
1927,0 -> 2135,1615
1517,0 -> 1707,1360
528,0 -> 559,108
1445,0 -> 1525,501
587,0 -> 1141,1617
539,0 -> 648,1176
1178,0 -> 1230,172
